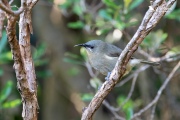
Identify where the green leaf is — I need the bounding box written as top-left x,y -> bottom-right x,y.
114,21 -> 126,30
34,59 -> 48,66
64,52 -> 81,59
33,44 -> 46,60
141,30 -> 168,51
90,77 -> 102,89
102,0 -> 119,9
2,99 -> 21,109
80,47 -> 88,61
36,70 -> 52,78
59,0 -> 73,9
129,0 -> 144,11
0,81 -> 13,103
117,96 -> 134,110
67,21 -> 84,29
67,67 -> 80,76
98,9 -> 112,20
0,68 -> 3,76
165,9 -> 180,21
73,3 -> 83,16
117,96 -> 134,120
0,31 -> 7,54
81,93 -> 93,102
124,0 -> 132,9
166,45 -> 180,56
0,51 -> 13,64
126,108 -> 133,120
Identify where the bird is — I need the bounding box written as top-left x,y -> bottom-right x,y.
75,40 -> 159,77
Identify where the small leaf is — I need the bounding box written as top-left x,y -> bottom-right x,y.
114,21 -> 126,30
0,51 -> 13,64
165,45 -> 180,57
0,68 -> 3,76
67,21 -> 84,29
0,31 -> 7,54
141,30 -> 168,51
129,0 -> 144,11
0,81 -> 13,103
98,9 -> 112,20
2,99 -> 21,109
59,0 -> 73,9
89,77 -> 102,90
80,47 -> 88,61
67,67 -> 80,76
73,3 -> 83,16
126,108 -> 133,120
102,0 -> 119,9
124,0 -> 132,9
63,57 -> 82,65
81,93 -> 93,102
165,9 -> 180,21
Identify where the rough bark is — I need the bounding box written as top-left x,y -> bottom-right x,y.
0,0 -> 39,120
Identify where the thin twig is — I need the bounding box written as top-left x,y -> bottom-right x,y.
132,61 -> 180,119
138,48 -> 180,62
150,104 -> 156,120
116,65 -> 149,87
103,100 -> 125,120
9,0 -> 14,5
85,61 -> 97,78
121,74 -> 138,108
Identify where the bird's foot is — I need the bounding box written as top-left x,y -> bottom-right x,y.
105,72 -> 111,81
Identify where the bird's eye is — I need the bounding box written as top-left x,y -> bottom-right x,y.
90,46 -> 94,49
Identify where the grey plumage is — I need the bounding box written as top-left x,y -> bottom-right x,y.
75,40 -> 159,76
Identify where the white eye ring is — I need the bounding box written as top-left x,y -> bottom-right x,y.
87,47 -> 93,52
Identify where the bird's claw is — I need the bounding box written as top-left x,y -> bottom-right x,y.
105,72 -> 111,81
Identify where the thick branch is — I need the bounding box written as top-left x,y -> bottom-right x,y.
81,0 -> 177,119
0,8 -> 5,39
3,0 -> 39,119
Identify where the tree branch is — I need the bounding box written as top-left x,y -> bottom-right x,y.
0,0 -> 26,15
132,61 -> 180,119
0,8 -> 5,39
81,0 -> 177,119
1,0 -> 39,119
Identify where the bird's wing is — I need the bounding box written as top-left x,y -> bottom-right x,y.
106,44 -> 122,57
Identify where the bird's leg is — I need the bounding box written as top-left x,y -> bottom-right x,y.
105,72 -> 111,81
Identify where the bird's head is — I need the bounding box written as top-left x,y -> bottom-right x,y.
74,40 -> 104,55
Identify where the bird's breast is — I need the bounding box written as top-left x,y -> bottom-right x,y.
88,54 -> 118,75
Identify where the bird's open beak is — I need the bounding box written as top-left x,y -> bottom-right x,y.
74,44 -> 86,47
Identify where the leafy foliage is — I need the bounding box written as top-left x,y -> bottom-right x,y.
0,81 -> 21,109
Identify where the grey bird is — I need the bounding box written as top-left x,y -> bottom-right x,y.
75,40 -> 159,76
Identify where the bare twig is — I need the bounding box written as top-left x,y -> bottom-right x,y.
0,0 -> 25,15
81,0 -> 177,119
9,0 -> 14,5
116,65 -> 149,87
85,62 -> 97,77
103,100 -> 125,120
132,61 -> 180,119
150,104 -> 156,120
120,74 -> 138,108
0,0 -> 14,14
138,48 -> 180,62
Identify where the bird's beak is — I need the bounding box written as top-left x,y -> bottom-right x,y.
74,43 -> 86,47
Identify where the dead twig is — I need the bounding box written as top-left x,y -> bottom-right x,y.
132,61 -> 180,119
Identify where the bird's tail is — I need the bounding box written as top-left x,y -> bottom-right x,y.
140,60 -> 160,66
